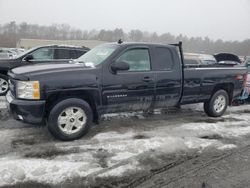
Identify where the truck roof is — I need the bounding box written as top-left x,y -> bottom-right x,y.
106,42 -> 177,48
31,44 -> 90,50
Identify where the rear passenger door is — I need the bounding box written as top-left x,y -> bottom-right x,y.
152,46 -> 182,108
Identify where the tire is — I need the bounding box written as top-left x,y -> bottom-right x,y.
0,74 -> 9,96
204,90 -> 229,117
48,98 -> 93,141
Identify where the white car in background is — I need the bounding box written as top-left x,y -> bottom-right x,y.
9,48 -> 26,55
0,48 -> 18,59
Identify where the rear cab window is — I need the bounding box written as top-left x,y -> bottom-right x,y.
153,47 -> 174,71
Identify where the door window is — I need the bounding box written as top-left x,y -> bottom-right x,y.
69,50 -> 77,59
75,50 -> 86,58
31,48 -> 54,60
54,49 -> 71,59
117,48 -> 151,71
155,47 -> 174,70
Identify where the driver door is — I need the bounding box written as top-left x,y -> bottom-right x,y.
102,47 -> 155,113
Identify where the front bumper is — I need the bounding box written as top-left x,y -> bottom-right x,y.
6,91 -> 46,124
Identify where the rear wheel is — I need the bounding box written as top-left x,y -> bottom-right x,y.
0,74 -> 9,96
48,98 -> 93,141
204,90 -> 229,117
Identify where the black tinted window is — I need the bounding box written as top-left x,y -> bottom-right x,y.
155,47 -> 174,70
117,48 -> 151,71
75,50 -> 87,58
69,50 -> 77,59
54,49 -> 71,59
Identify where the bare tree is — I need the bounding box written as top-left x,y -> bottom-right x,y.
0,22 -> 249,56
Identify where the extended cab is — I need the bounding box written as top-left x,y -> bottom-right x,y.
6,42 -> 246,141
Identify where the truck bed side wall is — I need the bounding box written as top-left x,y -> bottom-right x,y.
181,67 -> 246,104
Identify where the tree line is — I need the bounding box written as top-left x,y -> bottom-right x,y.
0,21 -> 250,56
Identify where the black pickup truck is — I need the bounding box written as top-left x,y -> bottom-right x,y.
6,42 -> 246,141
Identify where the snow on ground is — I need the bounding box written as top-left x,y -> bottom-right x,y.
180,113 -> 250,138
0,158 -> 102,185
1,102 -> 250,186
0,96 -> 6,109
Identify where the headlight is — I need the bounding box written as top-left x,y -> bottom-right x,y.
16,81 -> 40,100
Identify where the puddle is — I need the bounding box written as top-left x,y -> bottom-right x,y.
92,148 -> 114,168
0,109 -> 10,121
242,109 -> 250,114
133,135 -> 150,140
11,138 -> 37,148
23,146 -> 79,159
194,117 -> 242,124
199,134 -> 223,140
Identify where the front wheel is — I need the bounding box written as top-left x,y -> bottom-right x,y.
0,74 -> 9,96
204,90 -> 229,117
48,98 -> 93,141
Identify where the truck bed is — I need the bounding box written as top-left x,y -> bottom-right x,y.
181,66 -> 246,104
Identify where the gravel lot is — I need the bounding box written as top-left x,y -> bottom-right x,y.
1,96 -> 250,188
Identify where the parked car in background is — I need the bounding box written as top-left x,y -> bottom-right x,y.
213,53 -> 241,66
0,45 -> 89,95
9,48 -> 26,55
184,53 -> 217,66
0,48 -> 18,59
184,52 -> 241,67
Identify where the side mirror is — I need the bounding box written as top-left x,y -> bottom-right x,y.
24,54 -> 34,61
111,61 -> 130,73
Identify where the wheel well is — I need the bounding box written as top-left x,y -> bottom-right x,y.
212,83 -> 234,103
45,91 -> 99,123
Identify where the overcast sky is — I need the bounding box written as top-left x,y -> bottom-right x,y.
0,0 -> 249,41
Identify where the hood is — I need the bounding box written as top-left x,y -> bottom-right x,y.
9,63 -> 100,91
0,58 -> 21,70
0,58 -> 19,65
214,53 -> 241,63
11,63 -> 88,76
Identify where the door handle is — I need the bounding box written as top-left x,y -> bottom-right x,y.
142,77 -> 154,82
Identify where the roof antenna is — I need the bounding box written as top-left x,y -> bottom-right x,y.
118,39 -> 123,44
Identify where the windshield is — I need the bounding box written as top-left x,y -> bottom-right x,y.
77,44 -> 118,66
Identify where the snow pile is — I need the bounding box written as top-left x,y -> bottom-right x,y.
217,144 -> 237,150
0,158 -> 102,186
180,114 -> 250,138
